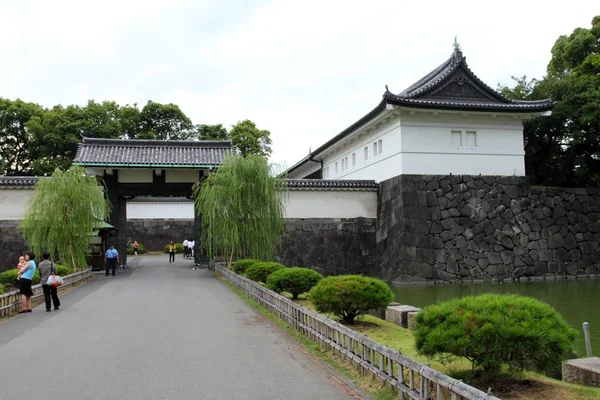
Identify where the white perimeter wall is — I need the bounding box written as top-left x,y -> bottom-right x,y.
0,190 -> 34,220
127,203 -> 194,219
284,190 -> 376,219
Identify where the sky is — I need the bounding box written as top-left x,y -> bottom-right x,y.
0,0 -> 597,168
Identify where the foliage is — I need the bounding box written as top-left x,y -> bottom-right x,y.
127,243 -> 146,254
0,268 -> 41,286
245,262 -> 284,283
55,264 -> 73,276
230,119 -> 273,157
499,16 -> 600,186
0,284 -> 3,294
163,243 -> 185,253
0,98 -> 44,175
266,267 -> 323,299
138,100 -> 193,140
413,294 -> 577,378
193,155 -> 286,263
19,166 -> 110,272
309,275 -> 393,324
233,259 -> 262,275
196,124 -> 230,141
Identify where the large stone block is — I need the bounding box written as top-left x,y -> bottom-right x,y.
385,305 -> 421,328
563,357 -> 600,388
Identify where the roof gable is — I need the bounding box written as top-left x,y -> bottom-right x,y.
386,49 -> 553,112
73,138 -> 233,168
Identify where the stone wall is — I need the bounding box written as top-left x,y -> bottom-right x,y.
127,219 -> 195,251
377,175 -> 600,284
0,221 -> 28,273
278,218 -> 376,276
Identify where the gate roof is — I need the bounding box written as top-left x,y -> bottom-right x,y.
73,138 -> 233,168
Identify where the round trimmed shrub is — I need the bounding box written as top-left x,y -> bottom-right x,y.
0,268 -> 41,286
127,243 -> 146,255
245,262 -> 284,283
309,275 -> 393,324
266,267 -> 323,299
233,259 -> 262,275
413,294 -> 577,378
56,265 -> 73,276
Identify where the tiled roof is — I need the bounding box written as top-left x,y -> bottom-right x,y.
285,179 -> 378,191
128,197 -> 193,203
386,49 -> 553,112
0,176 -> 40,187
73,138 -> 233,168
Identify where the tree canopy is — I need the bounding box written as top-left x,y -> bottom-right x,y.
230,119 -> 273,157
19,166 -> 111,271
192,155 -> 286,264
500,15 -> 600,186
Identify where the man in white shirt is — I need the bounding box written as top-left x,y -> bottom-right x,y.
189,240 -> 195,258
183,239 -> 189,258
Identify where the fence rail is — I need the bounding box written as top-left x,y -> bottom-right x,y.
216,265 -> 500,400
0,269 -> 92,318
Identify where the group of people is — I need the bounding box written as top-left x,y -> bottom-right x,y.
16,252 -> 61,314
167,239 -> 195,263
182,239 -> 195,259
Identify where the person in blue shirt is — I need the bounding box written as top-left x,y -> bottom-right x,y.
105,244 -> 120,277
17,252 -> 36,314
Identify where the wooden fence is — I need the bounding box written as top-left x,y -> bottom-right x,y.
0,269 -> 92,318
216,265 -> 500,400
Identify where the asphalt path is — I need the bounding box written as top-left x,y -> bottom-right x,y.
0,255 -> 359,400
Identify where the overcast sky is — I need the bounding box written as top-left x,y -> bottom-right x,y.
0,0 -> 597,167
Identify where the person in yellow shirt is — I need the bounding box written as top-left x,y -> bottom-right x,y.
168,241 -> 176,263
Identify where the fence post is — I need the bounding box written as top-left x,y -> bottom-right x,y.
583,322 -> 593,358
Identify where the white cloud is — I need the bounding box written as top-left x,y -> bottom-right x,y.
0,0 -> 597,167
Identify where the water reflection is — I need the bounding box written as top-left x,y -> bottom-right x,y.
390,278 -> 600,357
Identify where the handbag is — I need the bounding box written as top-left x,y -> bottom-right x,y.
47,262 -> 64,288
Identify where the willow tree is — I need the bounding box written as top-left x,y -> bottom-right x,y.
19,166 -> 110,271
193,155 -> 286,265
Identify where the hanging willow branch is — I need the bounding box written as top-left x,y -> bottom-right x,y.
19,166 -> 110,271
193,155 -> 287,265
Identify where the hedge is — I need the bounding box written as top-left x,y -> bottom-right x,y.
309,275 -> 393,324
266,267 -> 322,299
245,262 -> 285,283
0,263 -> 73,288
413,294 -> 577,378
127,243 -> 147,255
233,259 -> 262,275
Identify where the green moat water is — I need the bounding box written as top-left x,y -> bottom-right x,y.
391,277 -> 599,358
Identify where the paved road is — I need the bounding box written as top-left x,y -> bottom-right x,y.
0,256 -> 359,400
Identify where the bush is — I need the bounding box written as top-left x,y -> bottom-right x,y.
0,268 -> 41,287
0,283 -> 4,294
163,243 -> 185,253
233,259 -> 262,275
55,264 -> 73,276
266,267 -> 323,299
413,294 -> 577,378
127,243 -> 146,255
245,262 -> 284,283
309,275 -> 393,324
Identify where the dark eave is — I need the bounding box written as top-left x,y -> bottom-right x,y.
73,137 -> 233,168
128,197 -> 193,203
285,179 -> 378,191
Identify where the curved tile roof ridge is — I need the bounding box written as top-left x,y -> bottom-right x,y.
0,176 -> 40,186
81,137 -> 232,147
285,179 -> 378,190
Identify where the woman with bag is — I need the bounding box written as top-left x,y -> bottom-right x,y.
38,252 -> 61,312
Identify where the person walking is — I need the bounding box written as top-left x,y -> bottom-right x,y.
189,239 -> 195,258
105,244 -> 119,276
168,241 -> 176,263
133,240 -> 139,256
182,239 -> 189,258
38,252 -> 61,312
17,252 -> 36,314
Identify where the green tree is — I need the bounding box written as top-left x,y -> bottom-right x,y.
19,166 -> 111,271
0,98 -> 44,175
500,16 -> 600,186
230,119 -> 272,157
195,124 -> 230,141
139,100 -> 193,140
193,155 -> 286,265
